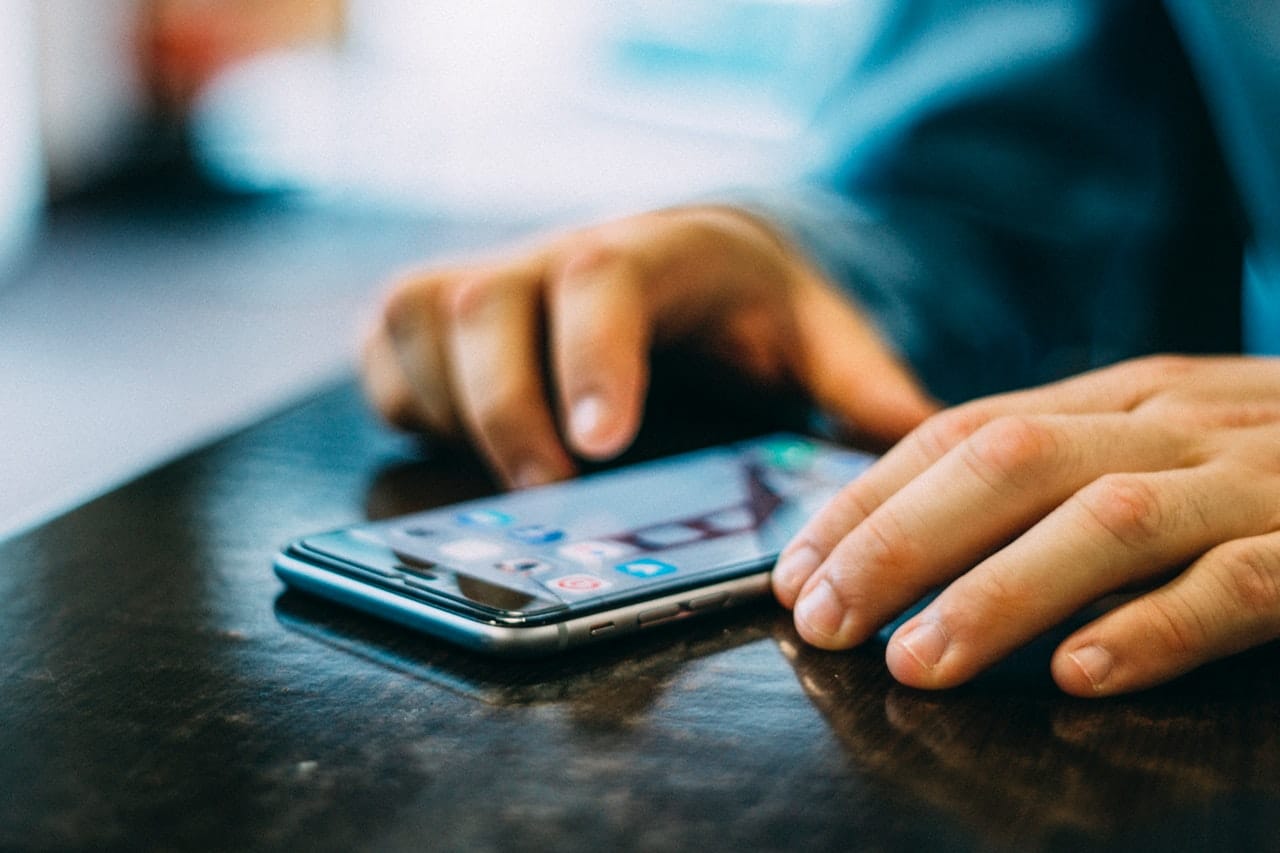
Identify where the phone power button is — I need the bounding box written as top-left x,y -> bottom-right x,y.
686,592 -> 729,611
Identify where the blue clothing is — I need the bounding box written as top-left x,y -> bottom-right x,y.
759,0 -> 1277,403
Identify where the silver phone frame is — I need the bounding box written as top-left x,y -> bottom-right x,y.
274,549 -> 774,657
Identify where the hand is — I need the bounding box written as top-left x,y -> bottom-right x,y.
773,355 -> 1280,696
363,206 -> 935,486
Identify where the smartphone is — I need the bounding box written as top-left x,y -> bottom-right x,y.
274,433 -> 875,657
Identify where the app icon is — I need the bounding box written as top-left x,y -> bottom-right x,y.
763,438 -> 816,472
632,524 -> 703,549
496,557 -> 554,575
455,509 -> 513,527
548,574 -> 611,594
616,559 -> 677,579
438,538 -> 505,561
508,524 -> 565,545
557,539 -> 631,566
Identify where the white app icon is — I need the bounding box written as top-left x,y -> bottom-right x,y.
438,538 -> 504,562
557,539 -> 631,567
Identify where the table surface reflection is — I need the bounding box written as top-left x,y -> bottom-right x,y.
3,380 -> 1279,852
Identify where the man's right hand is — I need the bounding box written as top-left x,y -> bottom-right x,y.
362,206 -> 936,487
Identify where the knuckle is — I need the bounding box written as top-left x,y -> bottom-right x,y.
1135,593 -> 1207,660
446,274 -> 504,324
961,415 -> 1063,488
852,510 -> 922,579
1073,474 -> 1166,550
556,238 -> 639,287
826,485 -> 882,535
1213,541 -> 1280,619
915,403 -> 995,459
382,273 -> 448,335
968,568 -> 1033,614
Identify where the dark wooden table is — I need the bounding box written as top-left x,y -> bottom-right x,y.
4,375 -> 1280,852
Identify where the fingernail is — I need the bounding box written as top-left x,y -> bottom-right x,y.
1068,644 -> 1114,691
895,621 -> 949,670
512,461 -> 553,490
773,545 -> 819,600
570,395 -> 606,444
794,579 -> 847,642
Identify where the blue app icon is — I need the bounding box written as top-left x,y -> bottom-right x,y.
508,524 -> 565,545
456,509 -> 513,527
616,559 -> 677,579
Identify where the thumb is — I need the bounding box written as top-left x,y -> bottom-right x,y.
791,279 -> 938,444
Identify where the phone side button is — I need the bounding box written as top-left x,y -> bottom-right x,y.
589,621 -> 617,637
361,565 -> 404,579
402,576 -> 437,590
638,604 -> 682,626
686,592 -> 728,611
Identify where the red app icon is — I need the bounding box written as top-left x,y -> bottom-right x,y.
549,574 -> 610,594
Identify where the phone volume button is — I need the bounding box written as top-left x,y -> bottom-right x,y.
637,604 -> 682,626
403,576 -> 437,590
361,565 -> 403,579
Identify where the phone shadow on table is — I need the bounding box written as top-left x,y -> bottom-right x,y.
273,588 -> 782,715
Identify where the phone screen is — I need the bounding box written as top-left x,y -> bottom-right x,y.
294,434 -> 874,623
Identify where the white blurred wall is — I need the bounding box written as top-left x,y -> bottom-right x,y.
192,0 -> 875,221
0,1 -> 44,280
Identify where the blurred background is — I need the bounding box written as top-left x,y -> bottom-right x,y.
0,0 -> 874,538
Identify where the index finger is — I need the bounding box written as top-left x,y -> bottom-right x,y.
547,243 -> 652,461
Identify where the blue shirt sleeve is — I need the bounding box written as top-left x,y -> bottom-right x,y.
745,0 -> 1242,403
1162,0 -> 1280,353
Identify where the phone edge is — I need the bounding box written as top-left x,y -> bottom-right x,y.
273,550 -> 774,658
